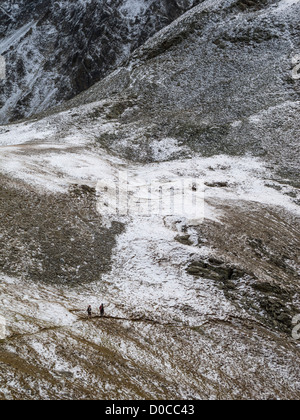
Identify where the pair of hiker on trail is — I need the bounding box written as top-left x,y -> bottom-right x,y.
87,304 -> 104,318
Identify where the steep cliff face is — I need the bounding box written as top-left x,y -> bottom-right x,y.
0,0 -> 202,123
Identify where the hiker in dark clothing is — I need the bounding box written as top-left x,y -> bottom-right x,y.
87,305 -> 92,318
99,303 -> 104,317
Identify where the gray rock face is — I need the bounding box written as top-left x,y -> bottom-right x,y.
0,0 -> 202,123
62,0 -> 299,182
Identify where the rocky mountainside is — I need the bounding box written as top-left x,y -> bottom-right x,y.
59,0 -> 300,181
0,0 -> 201,123
0,0 -> 299,400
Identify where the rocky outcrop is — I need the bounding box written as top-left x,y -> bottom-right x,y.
187,257 -> 297,334
0,175 -> 124,283
185,197 -> 300,335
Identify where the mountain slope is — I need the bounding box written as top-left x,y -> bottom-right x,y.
0,0 -> 202,124
0,0 -> 299,400
58,0 -> 300,182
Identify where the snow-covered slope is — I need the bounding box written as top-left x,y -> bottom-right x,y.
0,0 -> 299,400
55,0 -> 300,181
0,95 -> 299,399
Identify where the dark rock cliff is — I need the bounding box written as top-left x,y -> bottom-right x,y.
0,0 -> 202,123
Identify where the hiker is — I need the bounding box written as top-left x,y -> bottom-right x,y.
99,303 -> 104,317
87,305 -> 92,318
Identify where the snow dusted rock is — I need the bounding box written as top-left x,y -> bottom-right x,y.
59,0 -> 300,181
0,0 -> 202,123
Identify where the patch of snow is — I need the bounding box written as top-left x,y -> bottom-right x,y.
0,106 -> 298,216
275,0 -> 300,12
37,302 -> 76,327
269,0 -> 300,18
119,0 -> 155,20
101,215 -> 235,326
150,138 -> 189,161
0,122 -> 54,147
